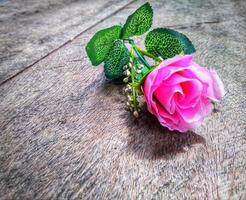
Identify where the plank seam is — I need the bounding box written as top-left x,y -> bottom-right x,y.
0,0 -> 137,86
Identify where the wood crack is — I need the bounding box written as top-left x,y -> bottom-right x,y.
0,0 -> 137,86
166,19 -> 223,30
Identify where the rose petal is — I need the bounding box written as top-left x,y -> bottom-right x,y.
210,70 -> 225,101
188,63 -> 225,101
154,82 -> 183,114
177,79 -> 203,109
143,55 -> 224,133
155,55 -> 193,70
177,97 -> 212,123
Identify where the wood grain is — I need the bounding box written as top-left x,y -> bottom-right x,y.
0,0 -> 245,199
0,0 -> 134,85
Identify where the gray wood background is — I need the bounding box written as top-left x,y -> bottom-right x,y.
0,0 -> 245,199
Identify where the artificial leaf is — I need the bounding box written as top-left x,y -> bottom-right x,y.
86,25 -> 122,66
121,2 -> 153,39
145,28 -> 196,59
104,40 -> 130,80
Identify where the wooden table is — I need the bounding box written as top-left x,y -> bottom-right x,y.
0,0 -> 245,199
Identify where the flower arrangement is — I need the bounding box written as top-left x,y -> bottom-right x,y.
85,2 -> 225,132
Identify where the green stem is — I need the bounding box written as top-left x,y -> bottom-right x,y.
126,39 -> 161,112
134,65 -> 157,90
129,49 -> 138,111
128,39 -> 151,69
125,38 -> 161,63
135,46 -> 162,62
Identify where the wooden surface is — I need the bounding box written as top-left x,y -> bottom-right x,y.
0,0 -> 133,84
0,0 -> 245,199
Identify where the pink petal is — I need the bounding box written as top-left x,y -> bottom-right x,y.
210,70 -> 225,101
177,97 -> 212,123
188,63 -> 225,102
177,79 -> 203,109
155,55 -> 193,70
154,82 -> 183,114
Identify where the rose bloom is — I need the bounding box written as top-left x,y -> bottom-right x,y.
143,55 -> 225,132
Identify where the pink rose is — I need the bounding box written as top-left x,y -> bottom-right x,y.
143,55 -> 225,132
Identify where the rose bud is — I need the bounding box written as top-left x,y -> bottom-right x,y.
143,55 -> 225,132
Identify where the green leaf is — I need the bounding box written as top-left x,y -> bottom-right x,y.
121,2 -> 153,39
145,28 -> 196,59
104,40 -> 130,80
85,25 -> 122,66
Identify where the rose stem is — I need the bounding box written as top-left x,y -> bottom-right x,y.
129,49 -> 138,112
127,39 -> 151,69
134,46 -> 162,62
134,65 -> 158,90
125,39 -> 161,63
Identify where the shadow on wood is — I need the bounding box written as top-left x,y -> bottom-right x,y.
126,110 -> 206,160
100,78 -> 206,160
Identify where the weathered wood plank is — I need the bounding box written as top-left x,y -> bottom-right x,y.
0,0 -> 246,199
0,0 -> 134,85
